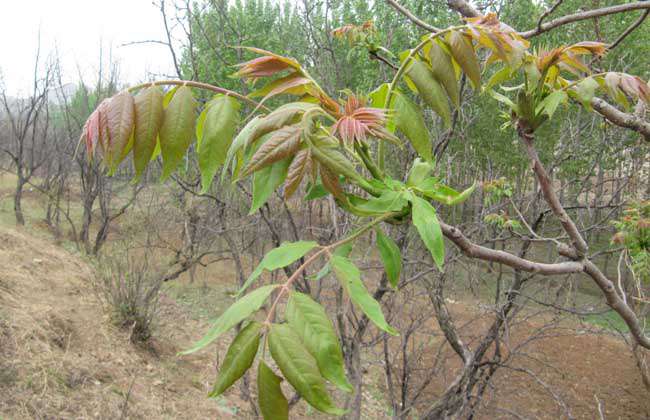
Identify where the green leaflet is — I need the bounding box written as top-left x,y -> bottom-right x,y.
330,255 -> 398,335
370,84 -> 432,161
428,41 -> 459,108
258,361 -> 289,420
133,86 -> 164,179
376,228 -> 402,288
310,143 -> 363,184
535,90 -> 567,119
304,182 -> 328,201
416,179 -> 476,206
409,195 -> 445,271
572,77 -> 599,111
197,95 -> 240,193
222,115 -> 263,181
238,240 -> 319,296
406,59 -> 452,128
249,156 -> 291,214
210,321 -> 261,397
406,158 -> 434,187
268,324 -> 345,416
180,284 -> 278,355
286,292 -> 352,392
159,86 -> 197,180
448,31 -> 481,90
355,190 -> 407,214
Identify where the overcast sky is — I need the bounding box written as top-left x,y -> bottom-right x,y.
0,0 -> 178,96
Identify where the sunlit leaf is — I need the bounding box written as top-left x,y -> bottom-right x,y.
428,41 -> 459,108
448,31 -> 481,90
406,59 -> 451,127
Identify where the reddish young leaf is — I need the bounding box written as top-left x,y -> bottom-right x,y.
284,148 -> 312,199
331,95 -> 399,144
104,92 -> 135,174
242,125 -> 302,176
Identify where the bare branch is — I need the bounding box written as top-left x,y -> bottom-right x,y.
384,0 -> 439,33
520,1 -> 650,38
591,97 -> 650,142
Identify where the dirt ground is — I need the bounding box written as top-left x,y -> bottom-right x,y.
0,223 -> 648,419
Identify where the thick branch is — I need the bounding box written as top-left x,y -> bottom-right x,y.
591,97 -> 650,142
439,220 -> 584,275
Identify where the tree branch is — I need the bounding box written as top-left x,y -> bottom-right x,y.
520,1 -> 650,38
591,97 -> 650,142
384,0 -> 439,33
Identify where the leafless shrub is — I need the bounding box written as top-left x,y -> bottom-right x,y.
95,248 -> 162,342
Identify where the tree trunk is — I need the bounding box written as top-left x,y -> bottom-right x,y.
14,177 -> 26,225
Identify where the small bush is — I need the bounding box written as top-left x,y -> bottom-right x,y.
95,250 -> 162,342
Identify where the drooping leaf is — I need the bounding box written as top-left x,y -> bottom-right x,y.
238,241 -> 319,296
319,165 -> 346,202
286,292 -> 352,392
284,148 -> 312,199
249,157 -> 291,214
198,95 -> 240,193
180,284 -> 278,355
428,41 -> 459,108
268,324 -> 345,416
105,91 -> 135,174
409,195 -> 445,271
159,86 -> 197,180
406,59 -> 452,127
242,125 -> 302,177
210,321 -> 261,397
448,31 -> 481,89
375,228 -> 401,288
258,361 -> 289,420
330,255 -> 398,335
133,87 -> 164,179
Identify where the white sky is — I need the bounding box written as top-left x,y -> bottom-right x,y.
0,0 -> 178,96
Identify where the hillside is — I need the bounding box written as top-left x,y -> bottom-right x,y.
0,227 -> 240,418
0,225 -> 648,419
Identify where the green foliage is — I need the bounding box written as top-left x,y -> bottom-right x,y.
181,284 -> 278,355
258,361 -> 289,420
286,292 -> 352,392
375,227 -> 402,288
76,7 -> 650,416
210,321 -> 261,397
268,324 -> 345,415
239,241 -> 318,295
330,254 -> 398,335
